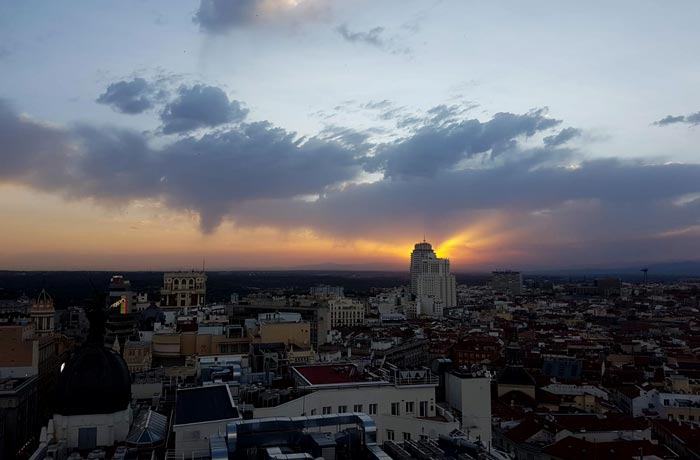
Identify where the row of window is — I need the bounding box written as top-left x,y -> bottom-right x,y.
311,401 -> 429,417
385,431 -> 428,441
316,403 -> 378,415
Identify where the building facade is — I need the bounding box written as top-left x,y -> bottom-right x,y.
161,272 -> 207,308
491,271 -> 523,296
327,298 -> 365,328
410,241 -> 457,310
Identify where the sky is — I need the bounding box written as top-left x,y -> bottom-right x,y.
1,0 -> 699,271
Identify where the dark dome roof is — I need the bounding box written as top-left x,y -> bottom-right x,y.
498,365 -> 536,387
54,341 -> 131,416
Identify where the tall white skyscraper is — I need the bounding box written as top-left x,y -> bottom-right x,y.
410,241 -> 437,294
409,241 -> 457,313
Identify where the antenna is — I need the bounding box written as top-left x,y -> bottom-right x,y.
641,268 -> 648,285
202,257 -> 206,272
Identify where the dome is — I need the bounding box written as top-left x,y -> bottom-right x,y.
33,289 -> 54,311
498,365 -> 536,387
54,305 -> 131,416
54,342 -> 132,416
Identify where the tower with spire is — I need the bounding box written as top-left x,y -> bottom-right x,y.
497,328 -> 536,400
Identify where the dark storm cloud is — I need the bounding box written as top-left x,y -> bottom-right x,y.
160,84 -> 248,134
370,108 -> 561,178
3,96 -> 700,265
654,111 -> 700,126
0,99 -> 361,232
96,78 -> 161,114
229,157 -> 700,266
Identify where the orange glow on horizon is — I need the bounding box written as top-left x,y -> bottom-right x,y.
0,185 -> 523,271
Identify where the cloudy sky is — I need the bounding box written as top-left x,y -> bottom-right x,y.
1,0 -> 699,271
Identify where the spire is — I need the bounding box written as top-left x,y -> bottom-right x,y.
505,327 -> 522,365
112,336 -> 121,353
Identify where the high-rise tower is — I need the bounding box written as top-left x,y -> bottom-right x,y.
409,240 -> 457,312
410,241 -> 437,294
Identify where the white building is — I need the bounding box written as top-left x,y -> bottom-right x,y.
445,369 -> 492,447
254,363 -> 459,443
327,298 -> 365,328
409,241 -> 456,311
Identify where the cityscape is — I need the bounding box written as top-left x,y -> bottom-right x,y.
1,244 -> 700,459
2,1 -> 700,460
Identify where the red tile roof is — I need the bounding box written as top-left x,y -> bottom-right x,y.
543,436 -> 666,460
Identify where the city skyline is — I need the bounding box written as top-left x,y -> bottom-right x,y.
2,1 -> 700,270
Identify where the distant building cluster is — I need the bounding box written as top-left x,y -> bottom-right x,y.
0,245 -> 699,460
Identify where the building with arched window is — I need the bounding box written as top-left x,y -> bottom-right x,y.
161,272 -> 207,309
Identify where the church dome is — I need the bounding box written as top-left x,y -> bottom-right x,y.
54,306 -> 131,416
33,289 -> 54,311
498,365 -> 536,387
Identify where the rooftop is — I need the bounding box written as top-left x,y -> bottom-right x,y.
293,364 -> 379,386
174,385 -> 239,425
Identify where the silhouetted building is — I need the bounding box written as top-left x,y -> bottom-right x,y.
491,271 -> 523,296
0,376 -> 38,460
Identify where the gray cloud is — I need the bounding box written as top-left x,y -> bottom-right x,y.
336,24 -> 411,55
194,0 -> 328,34
194,0 -> 258,33
0,99 -> 361,233
230,157 -> 700,266
3,96 -> 700,267
654,111 -> 700,126
96,78 -> 161,114
543,127 -> 581,147
337,24 -> 385,47
160,84 -> 248,134
370,108 -> 561,178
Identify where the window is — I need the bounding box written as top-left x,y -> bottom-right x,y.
338,405 -> 347,413
391,402 -> 400,416
354,404 -> 363,413
405,401 -> 414,413
369,403 -> 378,415
403,432 -> 411,441
386,430 -> 395,441
310,409 -> 316,415
322,406 -> 332,415
419,401 -> 428,417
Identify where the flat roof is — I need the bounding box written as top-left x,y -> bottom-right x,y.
175,385 -> 239,425
294,364 -> 377,386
